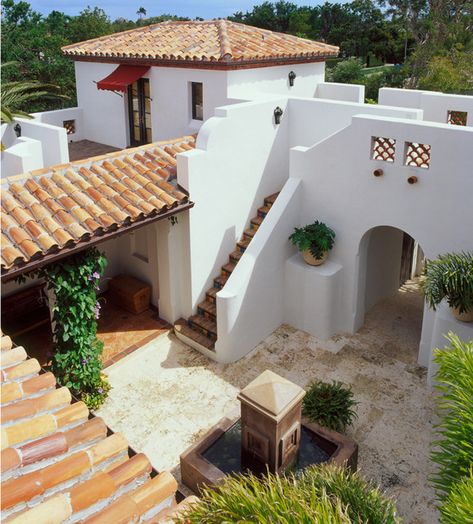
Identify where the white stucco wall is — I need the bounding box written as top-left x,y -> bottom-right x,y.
379,88 -> 473,126
227,62 -> 325,100
177,97 -> 290,317
147,67 -> 229,140
34,107 -> 85,142
315,82 -> 365,104
290,114 -> 473,375
288,97 -> 421,147
75,61 -> 129,148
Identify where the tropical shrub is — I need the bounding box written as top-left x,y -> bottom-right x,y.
423,252 -> 473,315
183,463 -> 400,524
431,334 -> 473,501
38,247 -> 109,409
440,470 -> 473,524
302,380 -> 357,432
289,221 -> 336,260
326,58 -> 364,84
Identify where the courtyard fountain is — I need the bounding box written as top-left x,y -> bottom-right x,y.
181,370 -> 358,494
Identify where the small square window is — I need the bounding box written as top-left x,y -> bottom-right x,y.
63,119 -> 76,135
191,82 -> 203,121
372,136 -> 396,162
405,142 -> 431,169
447,110 -> 467,126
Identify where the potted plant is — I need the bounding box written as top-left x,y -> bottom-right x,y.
423,251 -> 473,322
289,221 -> 336,266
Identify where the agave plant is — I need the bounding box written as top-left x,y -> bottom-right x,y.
423,251 -> 473,314
1,62 -> 68,124
302,380 -> 358,433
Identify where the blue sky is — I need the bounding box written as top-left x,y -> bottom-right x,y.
27,1 -> 338,20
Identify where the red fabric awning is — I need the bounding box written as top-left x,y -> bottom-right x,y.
97,65 -> 150,92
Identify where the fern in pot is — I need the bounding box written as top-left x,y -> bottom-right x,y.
423,251 -> 473,322
289,221 -> 336,266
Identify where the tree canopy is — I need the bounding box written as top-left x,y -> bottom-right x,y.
1,0 -> 471,113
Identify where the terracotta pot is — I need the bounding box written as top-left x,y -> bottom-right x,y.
302,250 -> 328,266
451,306 -> 473,323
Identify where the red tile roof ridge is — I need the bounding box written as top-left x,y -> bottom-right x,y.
61,20 -> 338,62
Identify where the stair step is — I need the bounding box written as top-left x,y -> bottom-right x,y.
213,275 -> 229,289
198,299 -> 216,320
251,216 -> 263,229
264,192 -> 279,206
189,314 -> 217,341
257,205 -> 272,218
237,238 -> 251,252
229,250 -> 243,264
243,228 -> 256,241
221,262 -> 236,277
206,287 -> 218,304
174,319 -> 215,350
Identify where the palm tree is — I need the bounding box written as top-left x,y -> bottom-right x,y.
1,62 -> 68,124
137,7 -> 147,20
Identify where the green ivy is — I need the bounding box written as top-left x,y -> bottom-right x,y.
38,247 -> 109,409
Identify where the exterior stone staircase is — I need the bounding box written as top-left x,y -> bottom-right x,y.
174,192 -> 279,351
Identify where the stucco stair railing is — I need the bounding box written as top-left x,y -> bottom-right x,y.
174,192 -> 280,353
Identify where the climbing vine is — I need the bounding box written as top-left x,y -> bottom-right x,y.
38,247 -> 110,409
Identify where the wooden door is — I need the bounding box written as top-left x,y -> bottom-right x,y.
128,78 -> 152,146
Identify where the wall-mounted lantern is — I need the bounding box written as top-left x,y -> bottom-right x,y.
373,168 -> 383,177
274,106 -> 283,125
288,71 -> 296,87
14,123 -> 22,138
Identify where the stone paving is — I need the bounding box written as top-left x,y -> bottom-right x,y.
96,280 -> 438,523
68,139 -> 119,162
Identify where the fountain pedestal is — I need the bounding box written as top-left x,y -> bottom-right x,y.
238,370 -> 305,474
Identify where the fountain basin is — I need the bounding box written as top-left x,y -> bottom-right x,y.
180,416 -> 358,495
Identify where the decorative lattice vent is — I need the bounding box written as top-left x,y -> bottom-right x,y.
405,142 -> 431,169
63,120 -> 76,135
447,110 -> 467,126
372,136 -> 396,162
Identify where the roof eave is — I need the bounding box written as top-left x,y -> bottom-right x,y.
62,53 -> 338,70
1,201 -> 194,283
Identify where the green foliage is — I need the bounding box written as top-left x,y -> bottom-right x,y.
38,248 -> 109,409
440,470 -> 473,524
326,57 -> 364,83
423,252 -> 473,314
417,51 -> 473,94
289,221 -> 336,260
183,463 -> 400,523
302,380 -> 358,432
1,62 -> 68,123
363,65 -> 408,100
431,334 -> 473,501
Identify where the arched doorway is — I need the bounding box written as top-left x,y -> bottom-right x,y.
355,225 -> 425,363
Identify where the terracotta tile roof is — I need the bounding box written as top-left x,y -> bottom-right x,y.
0,331 -> 189,523
1,136 -> 195,277
62,20 -> 339,65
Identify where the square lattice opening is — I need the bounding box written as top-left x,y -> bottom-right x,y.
447,110 -> 467,126
404,142 -> 431,169
63,120 -> 76,135
372,136 -> 396,162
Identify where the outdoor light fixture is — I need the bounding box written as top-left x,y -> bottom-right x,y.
14,123 -> 21,138
274,106 -> 283,125
288,71 -> 296,86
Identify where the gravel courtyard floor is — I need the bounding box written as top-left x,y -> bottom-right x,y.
96,280 -> 438,523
